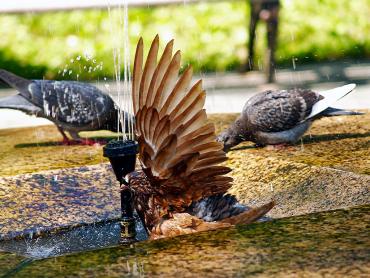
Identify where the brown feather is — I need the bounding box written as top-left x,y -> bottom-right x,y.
177,123 -> 215,146
139,106 -> 148,139
171,91 -> 206,132
152,50 -> 181,109
144,107 -> 154,141
159,65 -> 193,118
139,35 -> 159,109
174,110 -> 207,137
151,116 -> 170,149
175,132 -> 214,157
169,80 -> 203,120
193,156 -> 228,169
132,37 -> 143,115
147,40 -> 174,107
154,120 -> 171,150
221,201 -> 275,225
148,109 -> 159,142
191,166 -> 232,178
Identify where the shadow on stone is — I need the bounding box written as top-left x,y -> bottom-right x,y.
14,136 -> 118,148
301,131 -> 370,144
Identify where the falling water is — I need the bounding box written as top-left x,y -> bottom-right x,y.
107,0 -> 134,141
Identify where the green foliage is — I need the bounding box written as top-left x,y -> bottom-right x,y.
0,0 -> 369,80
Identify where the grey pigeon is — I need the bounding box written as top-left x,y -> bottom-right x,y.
217,84 -> 363,151
0,69 -> 131,144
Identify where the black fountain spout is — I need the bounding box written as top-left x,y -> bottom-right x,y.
103,139 -> 138,243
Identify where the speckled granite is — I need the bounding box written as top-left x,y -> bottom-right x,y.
0,164 -> 120,241
8,205 -> 370,277
227,152 -> 370,218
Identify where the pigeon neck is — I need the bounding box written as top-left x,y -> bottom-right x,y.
231,118 -> 253,141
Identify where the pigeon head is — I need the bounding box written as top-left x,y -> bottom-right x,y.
105,109 -> 136,134
216,129 -> 243,152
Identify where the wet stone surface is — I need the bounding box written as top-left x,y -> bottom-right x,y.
0,251 -> 26,276
228,152 -> 370,218
0,126 -> 115,176
4,205 -> 370,277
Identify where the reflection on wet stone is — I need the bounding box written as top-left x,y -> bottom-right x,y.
7,205 -> 370,277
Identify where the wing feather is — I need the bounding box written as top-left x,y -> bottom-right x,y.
139,35 -> 159,110
147,40 -> 174,107
132,37 -> 143,114
159,66 -> 193,118
132,36 -> 233,212
152,50 -> 181,109
169,80 -> 203,120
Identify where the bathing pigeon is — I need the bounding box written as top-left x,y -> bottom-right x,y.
125,36 -> 274,240
0,69 -> 131,144
217,85 -> 363,151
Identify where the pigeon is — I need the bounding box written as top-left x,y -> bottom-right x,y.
217,86 -> 364,151
0,69 -> 131,145
125,36 -> 274,240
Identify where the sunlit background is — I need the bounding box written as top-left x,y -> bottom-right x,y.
0,0 -> 369,79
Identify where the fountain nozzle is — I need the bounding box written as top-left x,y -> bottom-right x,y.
103,140 -> 138,183
103,139 -> 138,243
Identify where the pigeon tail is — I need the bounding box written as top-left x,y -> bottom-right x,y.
0,69 -> 32,98
188,194 -> 248,222
0,94 -> 41,115
220,200 -> 275,225
319,107 -> 365,117
306,84 -> 356,119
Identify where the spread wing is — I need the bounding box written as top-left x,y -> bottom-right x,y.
132,36 -> 233,211
245,88 -> 322,132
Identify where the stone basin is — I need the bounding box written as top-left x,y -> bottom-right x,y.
0,112 -> 369,276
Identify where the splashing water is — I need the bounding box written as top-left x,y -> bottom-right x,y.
108,0 -> 134,141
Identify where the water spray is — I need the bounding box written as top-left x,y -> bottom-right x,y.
105,0 -> 137,243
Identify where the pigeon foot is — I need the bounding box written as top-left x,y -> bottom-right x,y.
61,138 -> 105,146
265,143 -> 293,150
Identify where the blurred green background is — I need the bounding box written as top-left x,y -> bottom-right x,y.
0,0 -> 369,80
